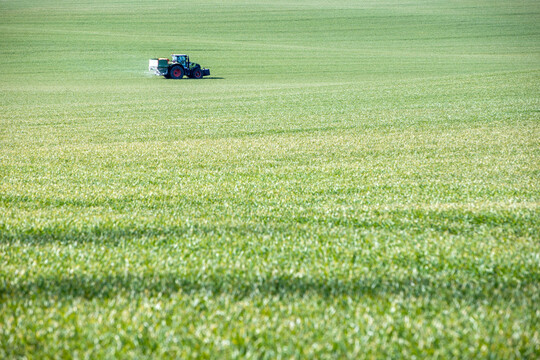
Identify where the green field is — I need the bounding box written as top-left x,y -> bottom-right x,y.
1,0 -> 539,358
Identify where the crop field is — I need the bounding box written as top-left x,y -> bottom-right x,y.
1,0 -> 539,358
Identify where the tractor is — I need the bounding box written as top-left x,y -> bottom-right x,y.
149,54 -> 210,79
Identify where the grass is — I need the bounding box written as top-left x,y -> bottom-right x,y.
1,0 -> 539,358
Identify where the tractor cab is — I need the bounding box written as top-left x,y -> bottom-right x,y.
172,54 -> 189,67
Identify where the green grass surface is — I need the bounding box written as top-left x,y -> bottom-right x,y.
1,0 -> 539,358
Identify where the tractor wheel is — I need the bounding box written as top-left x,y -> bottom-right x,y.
169,66 -> 184,79
192,69 -> 203,79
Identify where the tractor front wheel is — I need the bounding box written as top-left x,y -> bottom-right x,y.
192,69 -> 203,79
169,66 -> 184,79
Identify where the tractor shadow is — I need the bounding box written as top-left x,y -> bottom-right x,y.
163,77 -> 225,80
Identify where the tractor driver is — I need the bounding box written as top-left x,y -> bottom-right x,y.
177,55 -> 187,66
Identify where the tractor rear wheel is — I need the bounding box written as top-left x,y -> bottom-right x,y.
169,66 -> 184,79
192,69 -> 203,79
